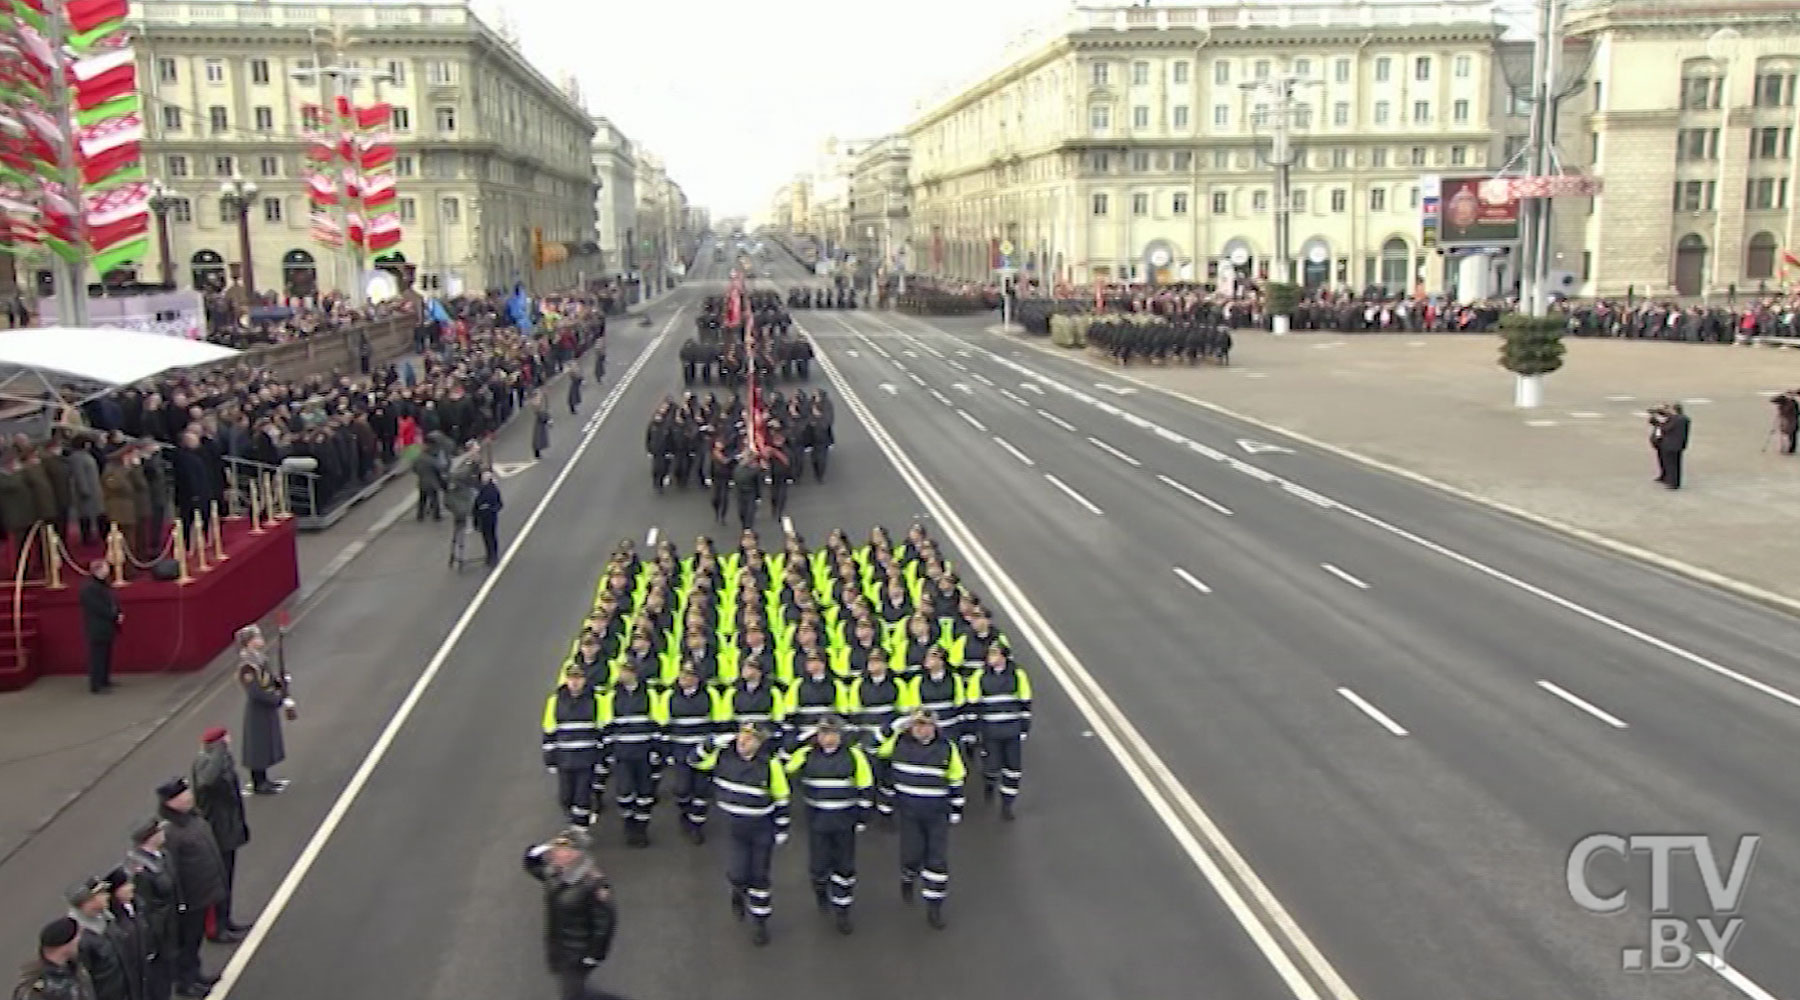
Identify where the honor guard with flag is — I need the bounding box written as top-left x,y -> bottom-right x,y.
879,709 -> 966,929
543,665 -> 604,827
689,724 -> 791,946
599,659 -> 665,847
785,715 -> 873,934
966,643 -> 1033,821
658,664 -> 728,844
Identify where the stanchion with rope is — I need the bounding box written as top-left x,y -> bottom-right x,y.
210,502 -> 228,562
189,512 -> 209,574
43,532 -> 65,590
105,524 -> 128,587
9,523 -> 44,672
171,521 -> 192,585
247,479 -> 266,535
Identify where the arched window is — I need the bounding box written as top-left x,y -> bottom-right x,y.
1680,58 -> 1723,110
1675,234 -> 1708,296
190,249 -> 226,292
1745,231 -> 1778,280
281,249 -> 317,297
1380,236 -> 1410,292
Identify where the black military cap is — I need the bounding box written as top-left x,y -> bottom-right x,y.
127,816 -> 163,845
155,777 -> 188,802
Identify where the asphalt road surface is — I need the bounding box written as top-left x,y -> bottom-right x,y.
16,246 -> 1796,1000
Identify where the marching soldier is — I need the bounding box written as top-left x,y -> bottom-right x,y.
689,724 -> 791,946
879,709 -> 965,929
599,660 -> 664,848
783,650 -> 847,751
908,646 -> 966,742
732,449 -> 763,531
658,665 -> 727,844
542,664 -> 604,827
724,656 -> 786,745
521,829 -> 619,1000
646,404 -> 676,493
966,643 -> 1033,821
848,649 -> 911,821
785,716 -> 873,934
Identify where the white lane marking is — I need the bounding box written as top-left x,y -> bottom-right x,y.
1525,419 -> 1560,427
1087,436 -> 1142,467
993,437 -> 1036,467
1337,687 -> 1411,737
1173,566 -> 1213,594
845,349 -> 860,358
1021,382 -> 1045,395
646,526 -> 659,546
1321,563 -> 1370,590
781,515 -> 795,536
1407,341 -> 1427,347
1000,389 -> 1028,406
880,383 -> 898,395
1536,680 -> 1629,729
1158,475 -> 1235,516
948,360 -> 968,371
952,383 -> 974,395
1568,411 -> 1604,419
903,349 -> 918,357
971,372 -> 995,386
957,410 -> 989,433
1605,394 -> 1635,402
1283,483 -> 1336,509
893,360 -> 908,371
819,316 -> 1371,1000
1037,409 -> 1078,433
909,373 -> 926,386
1123,412 -> 1156,430
1238,439 -> 1295,455
208,305 -> 684,1000
1244,372 -> 1270,379
957,349 -> 971,357
1683,397 -> 1713,405
871,344 -> 892,358
1045,474 -> 1104,515
930,389 -> 952,406
1095,382 -> 1139,396
1699,953 -> 1785,1000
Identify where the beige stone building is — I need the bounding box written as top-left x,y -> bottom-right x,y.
906,1 -> 1501,292
134,0 -> 595,297
1564,0 -> 1800,298
848,136 -> 913,271
590,116 -> 638,280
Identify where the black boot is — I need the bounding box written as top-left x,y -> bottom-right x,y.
1001,798 -> 1016,822
751,919 -> 770,947
814,882 -> 829,912
983,780 -> 995,802
900,878 -> 915,904
730,889 -> 746,921
927,901 -> 947,930
835,909 -> 854,935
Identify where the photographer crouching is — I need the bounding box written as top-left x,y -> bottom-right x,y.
523,828 -> 628,1000
1647,402 -> 1691,490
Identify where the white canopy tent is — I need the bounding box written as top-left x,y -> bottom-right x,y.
0,327 -> 242,416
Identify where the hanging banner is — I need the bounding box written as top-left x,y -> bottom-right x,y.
1435,174 -> 1521,247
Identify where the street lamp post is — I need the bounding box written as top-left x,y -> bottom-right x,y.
1242,72 -> 1321,333
219,172 -> 259,297
147,180 -> 176,286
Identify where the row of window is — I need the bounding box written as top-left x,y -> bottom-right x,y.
154,55 -> 458,88
164,153 -> 432,180
1671,178 -> 1793,212
1094,53 -> 1476,89
155,195 -> 462,226
1675,126 -> 1795,162
160,103 -> 454,135
1678,71 -> 1798,111
1088,184 -> 1426,218
1087,143 -> 1474,174
1090,96 -> 1475,133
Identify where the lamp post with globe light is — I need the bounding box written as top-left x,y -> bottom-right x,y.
219,172 -> 259,297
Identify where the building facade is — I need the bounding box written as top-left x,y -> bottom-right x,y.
1564,1 -> 1800,298
135,0 -> 596,298
590,116 -> 638,279
906,1 -> 1501,291
633,149 -> 690,292
849,135 -> 913,270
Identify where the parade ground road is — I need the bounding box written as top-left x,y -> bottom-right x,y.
194,252 -> 1303,1000
50,248 -> 1795,1000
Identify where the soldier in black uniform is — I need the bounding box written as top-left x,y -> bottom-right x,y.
522,830 -> 621,1000
645,402 -> 675,493
732,450 -> 763,531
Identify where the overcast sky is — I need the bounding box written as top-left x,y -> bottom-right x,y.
497,0 -> 1076,218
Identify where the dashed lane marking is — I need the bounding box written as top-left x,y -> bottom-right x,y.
993,437 -> 1036,467
1157,475 -> 1235,516
1320,563 -> 1370,590
1337,688 -> 1411,737
1536,680 -> 1629,729
1037,409 -> 1078,433
1173,566 -> 1214,595
957,410 -> 989,433
1087,436 -> 1142,467
646,526 -> 659,546
1045,474 -> 1105,515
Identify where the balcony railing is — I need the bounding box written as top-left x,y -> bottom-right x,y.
130,0 -> 474,29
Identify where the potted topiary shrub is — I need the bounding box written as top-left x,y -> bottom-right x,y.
1498,312 -> 1565,408
1264,281 -> 1301,335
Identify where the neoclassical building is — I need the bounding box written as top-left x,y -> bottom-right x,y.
906,1 -> 1500,291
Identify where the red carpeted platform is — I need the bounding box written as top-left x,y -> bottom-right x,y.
32,518 -> 300,676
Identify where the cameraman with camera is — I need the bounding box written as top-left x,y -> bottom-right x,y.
523,829 -> 624,1000
1647,402 -> 1691,490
